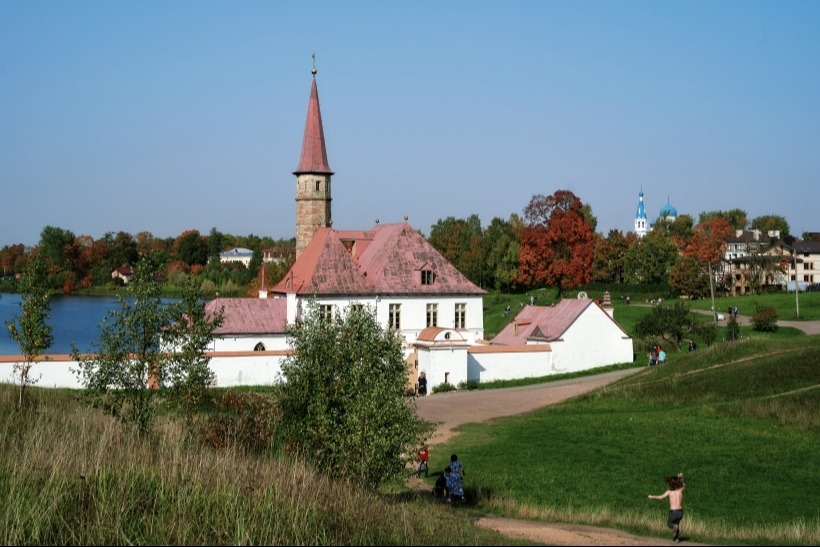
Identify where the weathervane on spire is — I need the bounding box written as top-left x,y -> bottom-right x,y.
311,51 -> 317,76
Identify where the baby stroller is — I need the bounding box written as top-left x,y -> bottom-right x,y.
432,472 -> 447,501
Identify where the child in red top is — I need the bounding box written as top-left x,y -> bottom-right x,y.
416,445 -> 429,478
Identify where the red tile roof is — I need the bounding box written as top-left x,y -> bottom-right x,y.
205,297 -> 288,335
294,77 -> 333,175
271,221 -> 486,297
491,300 -> 597,345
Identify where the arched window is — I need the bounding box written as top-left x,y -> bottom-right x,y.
254,342 -> 266,351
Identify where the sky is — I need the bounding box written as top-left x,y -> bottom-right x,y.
2,1 -> 819,248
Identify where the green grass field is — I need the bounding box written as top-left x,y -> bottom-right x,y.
1,288 -> 818,545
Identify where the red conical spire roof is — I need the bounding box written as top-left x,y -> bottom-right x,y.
294,71 -> 333,175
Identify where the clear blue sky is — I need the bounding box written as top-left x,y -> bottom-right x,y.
2,1 -> 819,248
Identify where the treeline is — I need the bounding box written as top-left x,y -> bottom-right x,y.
0,189 -> 811,298
0,226 -> 294,297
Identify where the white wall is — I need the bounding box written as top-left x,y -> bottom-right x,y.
416,346 -> 469,388
0,352 -> 289,390
210,335 -> 290,353
295,294 -> 485,353
550,309 -> 634,373
467,347 -> 553,382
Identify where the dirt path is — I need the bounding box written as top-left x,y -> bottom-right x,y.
412,368 -> 711,546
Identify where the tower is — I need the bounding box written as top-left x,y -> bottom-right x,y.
634,187 -> 648,238
294,57 -> 334,257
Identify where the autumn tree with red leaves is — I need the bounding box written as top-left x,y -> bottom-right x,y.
517,190 -> 595,297
684,217 -> 734,322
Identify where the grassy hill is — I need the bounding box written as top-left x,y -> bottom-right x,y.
427,335 -> 820,545
1,290 -> 819,545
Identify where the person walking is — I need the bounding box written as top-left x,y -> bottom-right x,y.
648,472 -> 686,543
416,445 -> 429,478
417,372 -> 427,397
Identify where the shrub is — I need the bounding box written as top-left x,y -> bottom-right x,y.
431,382 -> 457,394
725,315 -> 741,341
752,304 -> 779,332
458,379 -> 479,391
198,390 -> 280,454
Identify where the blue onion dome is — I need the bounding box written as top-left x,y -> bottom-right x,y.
659,198 -> 677,218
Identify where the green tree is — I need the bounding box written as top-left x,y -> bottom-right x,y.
699,209 -> 748,231
165,277 -> 224,417
634,300 -> 697,351
174,230 -> 209,267
73,256 -> 221,434
278,301 -> 427,489
622,229 -> 679,284
428,215 -> 484,287
751,214 -> 790,237
5,255 -> 53,408
484,215 -> 522,291
669,255 -> 710,299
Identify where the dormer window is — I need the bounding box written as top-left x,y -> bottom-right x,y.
421,269 -> 435,285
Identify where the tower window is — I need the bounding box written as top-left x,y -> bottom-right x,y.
315,180 -> 320,191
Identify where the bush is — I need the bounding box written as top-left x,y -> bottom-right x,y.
431,382 -> 457,394
752,304 -> 779,332
725,315 -> 741,341
458,380 -> 479,391
198,390 -> 280,454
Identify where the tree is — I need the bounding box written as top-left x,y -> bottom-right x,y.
73,255 -> 221,434
592,229 -> 633,283
484,215 -> 522,291
5,255 -> 53,407
622,229 -> 679,284
669,256 -> 710,299
518,190 -> 595,296
751,214 -> 790,237
165,276 -> 224,417
427,215 -> 485,287
684,218 -> 734,321
699,209 -> 748,231
634,300 -> 697,351
174,230 -> 209,267
278,301 -> 427,490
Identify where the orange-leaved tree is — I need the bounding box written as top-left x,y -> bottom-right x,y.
684,217 -> 734,322
518,190 -> 595,297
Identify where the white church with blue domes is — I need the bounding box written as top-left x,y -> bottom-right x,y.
634,188 -> 677,238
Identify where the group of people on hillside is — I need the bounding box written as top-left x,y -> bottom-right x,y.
424,453 -> 465,505
648,345 -> 667,366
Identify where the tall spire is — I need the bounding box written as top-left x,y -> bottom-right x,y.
294,54 -> 334,258
294,53 -> 333,175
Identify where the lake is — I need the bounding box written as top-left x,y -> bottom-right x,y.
0,294 -> 179,356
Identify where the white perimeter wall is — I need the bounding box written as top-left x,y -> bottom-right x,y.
0,353 -> 288,390
467,347 -> 553,382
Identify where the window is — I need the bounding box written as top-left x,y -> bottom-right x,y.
426,303 -> 438,327
389,304 -> 401,330
455,303 -> 466,329
320,304 -> 333,321
254,342 -> 266,351
315,180 -> 321,192
421,269 -> 434,285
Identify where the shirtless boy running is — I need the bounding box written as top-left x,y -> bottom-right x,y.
648,472 -> 685,543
